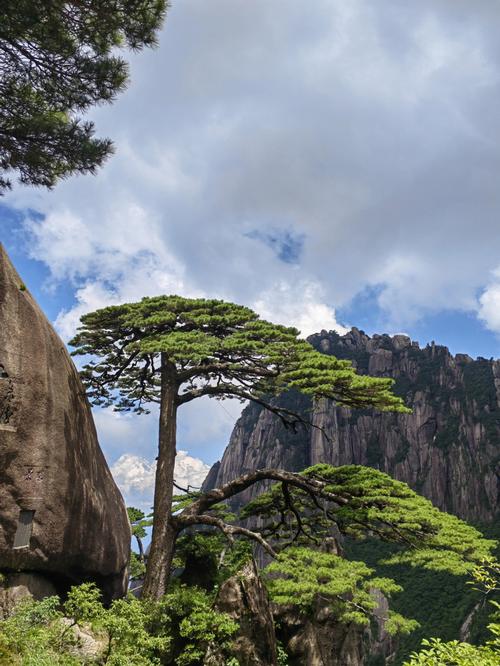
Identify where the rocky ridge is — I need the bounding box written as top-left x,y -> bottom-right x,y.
206,327 -> 500,522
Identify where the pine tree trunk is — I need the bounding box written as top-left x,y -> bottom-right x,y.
141,353 -> 178,599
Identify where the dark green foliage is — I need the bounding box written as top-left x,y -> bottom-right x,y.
265,547 -> 419,634
462,361 -> 498,408
433,415 -> 461,451
345,526 -> 500,665
175,531 -> 253,590
392,375 -> 414,400
346,538 -> 480,663
459,361 -> 500,448
241,464 -> 494,576
404,559 -> 500,665
366,434 -> 383,468
367,656 -> 386,666
173,463 -> 495,645
0,1 -> 167,191
128,506 -> 151,573
70,296 -> 409,416
128,507 -> 151,541
130,551 -> 146,580
394,437 -> 411,465
412,349 -> 451,401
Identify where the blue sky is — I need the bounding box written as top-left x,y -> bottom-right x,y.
2,0 -> 500,506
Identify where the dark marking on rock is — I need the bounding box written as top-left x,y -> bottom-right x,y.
13,510 -> 34,549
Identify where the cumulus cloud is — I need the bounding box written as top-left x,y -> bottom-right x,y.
53,248 -> 190,341
8,0 -> 500,338
111,451 -> 210,510
253,280 -> 348,338
5,0 -> 500,462
93,395 -> 241,470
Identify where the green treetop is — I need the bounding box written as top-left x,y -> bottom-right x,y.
0,0 -> 167,192
70,295 -> 409,599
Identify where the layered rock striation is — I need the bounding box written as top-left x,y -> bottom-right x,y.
206,328 -> 500,522
0,244 -> 130,600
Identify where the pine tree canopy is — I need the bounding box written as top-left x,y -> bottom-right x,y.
171,463 -> 496,632
0,1 -> 167,192
71,295 -> 412,599
70,295 -> 410,419
264,547 -> 419,634
239,464 -> 495,575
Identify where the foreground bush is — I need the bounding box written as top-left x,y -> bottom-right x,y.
0,582 -> 237,665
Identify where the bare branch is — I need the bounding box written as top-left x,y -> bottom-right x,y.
179,513 -> 277,558
181,467 -> 348,518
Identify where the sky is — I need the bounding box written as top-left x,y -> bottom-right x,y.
2,0 -> 500,509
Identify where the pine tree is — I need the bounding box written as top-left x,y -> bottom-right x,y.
70,295 -> 409,599
161,461 -> 494,635
0,1 -> 167,192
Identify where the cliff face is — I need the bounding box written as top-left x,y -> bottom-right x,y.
0,244 -> 130,600
274,587 -> 396,666
207,328 -> 500,522
205,560 -> 394,666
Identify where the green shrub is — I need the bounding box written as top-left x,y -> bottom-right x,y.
0,582 -> 238,665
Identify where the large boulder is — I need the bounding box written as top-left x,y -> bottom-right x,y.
0,244 -> 130,601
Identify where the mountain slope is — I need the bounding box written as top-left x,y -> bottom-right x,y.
206,327 -> 500,522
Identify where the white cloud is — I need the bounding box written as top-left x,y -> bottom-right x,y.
478,269 -> 500,335
111,454 -> 156,495
173,451 -> 211,491
110,451 -> 210,510
10,0 -> 500,336
51,232 -> 191,340
253,280 -> 349,337
6,0 -> 500,466
93,397 -> 241,475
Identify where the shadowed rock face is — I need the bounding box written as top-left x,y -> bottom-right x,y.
275,588 -> 395,666
0,245 -> 130,600
207,560 -> 277,666
205,328 -> 500,523
205,560 -> 394,666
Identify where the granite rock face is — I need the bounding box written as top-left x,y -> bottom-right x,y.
0,572 -> 58,619
206,328 -> 500,522
275,588 -> 395,666
0,245 -> 130,600
206,559 -> 277,666
205,559 -> 394,666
